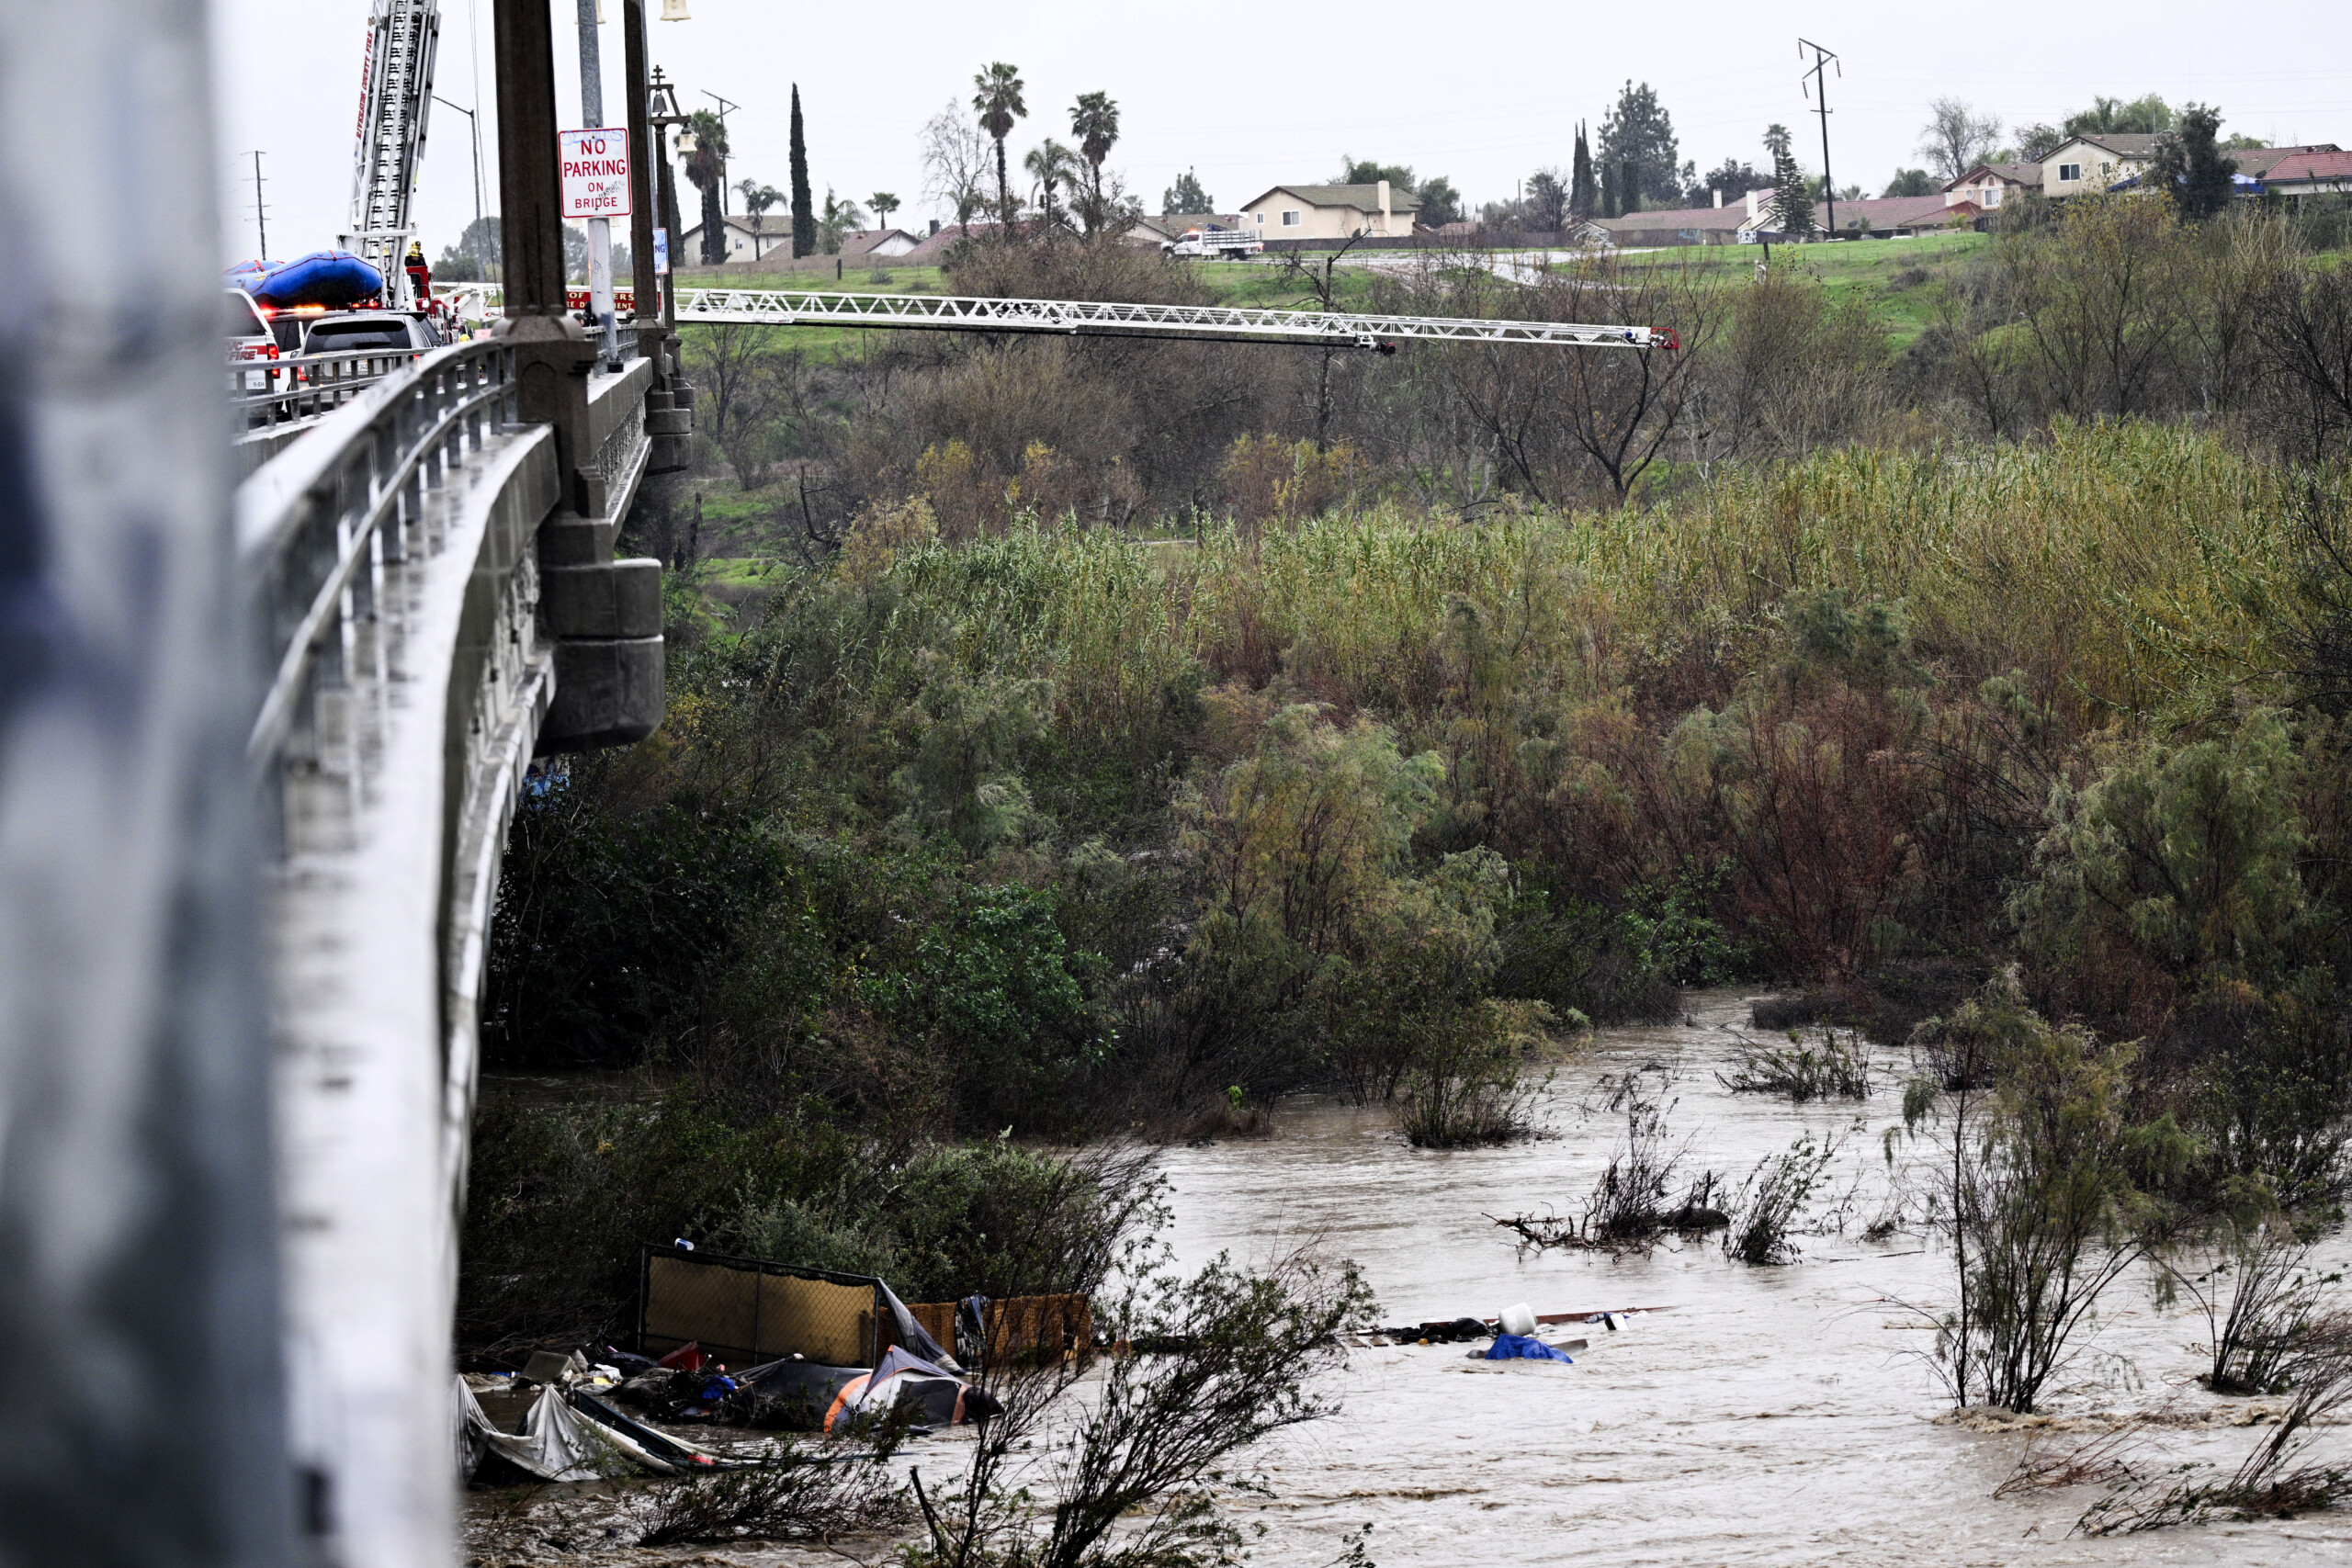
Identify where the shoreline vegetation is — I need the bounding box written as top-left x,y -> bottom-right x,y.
463,197 -> 2352,1551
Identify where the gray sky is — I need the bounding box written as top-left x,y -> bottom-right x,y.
211,0 -> 2351,265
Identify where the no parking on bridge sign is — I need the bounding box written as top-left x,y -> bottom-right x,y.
560,129 -> 631,220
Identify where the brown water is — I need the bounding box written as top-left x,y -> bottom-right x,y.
1149,988 -> 2352,1565
466,988 -> 2352,1563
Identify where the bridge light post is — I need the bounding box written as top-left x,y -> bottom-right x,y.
626,2 -> 694,472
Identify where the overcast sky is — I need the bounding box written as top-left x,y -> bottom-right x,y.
209,0 -> 2352,265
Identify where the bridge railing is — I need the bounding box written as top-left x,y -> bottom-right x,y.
236,339 -> 518,848
227,345 -> 438,428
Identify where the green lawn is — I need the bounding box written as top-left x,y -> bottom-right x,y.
1621,231 -> 1990,346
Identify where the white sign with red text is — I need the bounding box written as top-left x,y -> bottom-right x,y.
559,128 -> 632,220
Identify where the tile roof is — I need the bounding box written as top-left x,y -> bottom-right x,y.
1597,204 -> 1746,231
2058,132 -> 2167,157
1242,183 -> 1423,213
1817,194 -> 1974,229
1946,162 -> 2042,191
2257,149 -> 2352,183
2231,144 -> 2344,177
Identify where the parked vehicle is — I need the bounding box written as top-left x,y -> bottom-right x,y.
223,288 -> 283,389
296,310 -> 446,357
1165,226 -> 1263,260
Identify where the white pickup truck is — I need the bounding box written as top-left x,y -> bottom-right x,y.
1165,225 -> 1264,260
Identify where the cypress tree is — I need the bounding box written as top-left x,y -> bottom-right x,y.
1600,157 -> 1617,220
1621,159 -> 1640,216
1570,123 -> 1595,219
789,85 -> 815,259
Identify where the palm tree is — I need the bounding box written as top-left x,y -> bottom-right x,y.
683,108 -> 730,265
1069,92 -> 1120,232
737,180 -> 784,260
971,62 -> 1027,225
868,191 -> 900,232
1023,141 -> 1077,231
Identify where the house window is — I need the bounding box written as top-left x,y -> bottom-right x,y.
1253,212 -> 1263,224
1281,209 -> 1302,227
2058,162 -> 2082,182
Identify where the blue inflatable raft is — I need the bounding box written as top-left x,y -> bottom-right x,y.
239,250 -> 383,310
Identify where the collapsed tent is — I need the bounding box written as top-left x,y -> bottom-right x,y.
454,1377 -> 754,1482
820,1348 -> 1002,1434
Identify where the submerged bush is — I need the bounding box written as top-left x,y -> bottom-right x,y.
1900,989 -> 2190,1415
1718,1029 -> 1872,1100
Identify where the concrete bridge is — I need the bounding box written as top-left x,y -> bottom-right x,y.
1,2 -> 692,1562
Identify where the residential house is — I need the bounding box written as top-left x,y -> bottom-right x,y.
1236,182 -> 1420,241
895,221 -> 1023,265
1121,212 -> 1246,248
2038,132 -> 2165,197
1943,162 -> 2042,209
840,228 -> 922,259
1596,200 -> 1749,247
676,211 -> 800,264
2256,147 -> 2352,200
1817,193 -> 1982,236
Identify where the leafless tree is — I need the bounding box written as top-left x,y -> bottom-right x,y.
920,101 -> 992,227
1436,253 -> 1718,503
1917,96 -> 2004,184
2259,245 -> 2352,461
1999,197 -> 2194,418
1280,227 -> 1370,449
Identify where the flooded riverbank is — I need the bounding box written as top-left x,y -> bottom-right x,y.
467,987 -> 2352,1564
1154,987 -> 2352,1565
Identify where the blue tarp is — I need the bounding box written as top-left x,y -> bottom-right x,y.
1484,1334 -> 1574,1363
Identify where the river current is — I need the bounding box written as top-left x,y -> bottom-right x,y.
469,988 -> 2352,1564
1151,987 -> 2352,1565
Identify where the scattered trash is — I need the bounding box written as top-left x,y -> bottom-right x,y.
1497,1303 -> 1539,1337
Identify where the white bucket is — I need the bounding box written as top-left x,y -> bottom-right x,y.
1497,1302 -> 1538,1337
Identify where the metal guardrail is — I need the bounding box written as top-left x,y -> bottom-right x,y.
228,346 -> 435,429
673,288 -> 1679,351
235,339 -> 518,831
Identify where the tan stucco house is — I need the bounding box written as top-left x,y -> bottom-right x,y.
1237,181 -> 1420,240
2039,133 -> 2163,197
1943,161 -> 2042,209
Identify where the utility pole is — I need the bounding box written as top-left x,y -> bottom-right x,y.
1800,38 -> 1840,240
576,0 -> 618,364
432,93 -> 483,231
703,88 -> 737,212
248,150 -> 268,257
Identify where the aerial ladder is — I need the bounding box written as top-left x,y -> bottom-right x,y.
671,288 -> 1679,353
340,0 -> 440,310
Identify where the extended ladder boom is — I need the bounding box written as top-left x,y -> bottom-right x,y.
673,289 -> 1678,351
342,0 -> 440,309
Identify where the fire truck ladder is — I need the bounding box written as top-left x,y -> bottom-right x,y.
671,289 -> 1678,352
341,0 -> 440,309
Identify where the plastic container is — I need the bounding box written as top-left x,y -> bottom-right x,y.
1497,1302 -> 1538,1338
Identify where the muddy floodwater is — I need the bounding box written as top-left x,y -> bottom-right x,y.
469,989 -> 2352,1565
1152,988 -> 2352,1566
